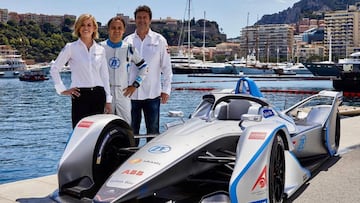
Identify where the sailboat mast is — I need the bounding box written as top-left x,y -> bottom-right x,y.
328,28 -> 332,62
246,12 -> 249,66
187,0 -> 191,67
203,11 -> 206,63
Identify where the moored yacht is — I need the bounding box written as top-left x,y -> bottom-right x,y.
225,53 -> 275,75
170,51 -> 210,74
0,45 -> 27,78
303,61 -> 340,76
333,51 -> 360,92
272,62 -> 312,75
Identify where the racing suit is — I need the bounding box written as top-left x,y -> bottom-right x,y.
100,40 -> 148,124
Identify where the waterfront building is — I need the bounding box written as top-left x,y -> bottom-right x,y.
239,24 -> 294,63
324,3 -> 360,60
0,8 -> 8,23
4,11 -> 76,27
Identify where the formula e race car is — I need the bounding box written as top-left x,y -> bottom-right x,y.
49,77 -> 342,203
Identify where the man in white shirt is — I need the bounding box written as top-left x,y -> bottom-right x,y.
124,5 -> 173,139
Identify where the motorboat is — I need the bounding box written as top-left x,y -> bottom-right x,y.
19,69 -> 49,82
273,63 -> 311,75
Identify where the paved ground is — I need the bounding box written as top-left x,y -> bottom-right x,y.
290,115 -> 360,203
0,116 -> 359,203
291,147 -> 360,203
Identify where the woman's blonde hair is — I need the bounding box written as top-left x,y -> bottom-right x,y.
72,14 -> 99,39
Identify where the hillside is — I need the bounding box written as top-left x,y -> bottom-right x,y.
256,0 -> 360,25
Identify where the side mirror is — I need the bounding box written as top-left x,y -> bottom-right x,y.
168,110 -> 184,117
239,114 -> 262,130
241,113 -> 262,122
165,111 -> 185,130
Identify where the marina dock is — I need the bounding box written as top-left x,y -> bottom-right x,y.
0,115 -> 359,202
188,73 -> 335,80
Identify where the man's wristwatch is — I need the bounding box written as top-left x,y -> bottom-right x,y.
132,81 -> 140,88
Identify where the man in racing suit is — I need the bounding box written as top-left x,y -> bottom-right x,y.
101,16 -> 148,124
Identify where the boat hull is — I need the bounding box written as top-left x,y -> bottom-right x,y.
211,66 -> 239,74
236,66 -> 275,75
304,62 -> 340,76
333,72 -> 360,92
19,69 -> 49,82
172,67 -> 212,74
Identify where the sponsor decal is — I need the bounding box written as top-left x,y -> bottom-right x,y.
249,132 -> 267,140
109,57 -> 120,69
143,160 -> 161,165
148,145 -> 171,154
262,109 -> 274,118
128,158 -> 142,164
77,120 -> 93,128
296,135 -> 307,152
250,198 -> 268,203
108,179 -> 134,185
252,166 -> 267,191
121,169 -> 144,176
128,158 -> 161,165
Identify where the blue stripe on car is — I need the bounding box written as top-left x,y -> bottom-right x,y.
229,125 -> 284,202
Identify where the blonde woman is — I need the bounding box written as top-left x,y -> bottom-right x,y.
50,14 -> 112,128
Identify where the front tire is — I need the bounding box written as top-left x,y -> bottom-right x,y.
91,122 -> 135,197
269,133 -> 285,203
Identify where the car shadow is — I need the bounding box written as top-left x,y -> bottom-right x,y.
286,155 -> 342,202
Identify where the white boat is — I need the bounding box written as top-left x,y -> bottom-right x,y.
172,1 -> 236,75
171,50 -> 210,74
226,53 -> 261,67
27,62 -> 51,74
226,53 -> 274,75
0,45 -> 27,78
272,63 -> 311,75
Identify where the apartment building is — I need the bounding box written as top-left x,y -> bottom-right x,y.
239,24 -> 294,63
0,9 -> 8,22
1,9 -> 76,27
324,3 -> 360,60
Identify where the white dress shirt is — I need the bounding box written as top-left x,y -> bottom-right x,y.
50,39 -> 112,103
124,29 -> 173,100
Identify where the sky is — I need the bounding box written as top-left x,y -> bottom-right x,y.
0,0 -> 300,38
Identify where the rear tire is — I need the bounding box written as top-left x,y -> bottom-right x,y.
269,133 -> 285,203
334,113 -> 341,154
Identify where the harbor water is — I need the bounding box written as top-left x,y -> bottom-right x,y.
0,74 -> 355,184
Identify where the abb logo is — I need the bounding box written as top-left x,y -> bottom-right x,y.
121,169 -> 144,176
